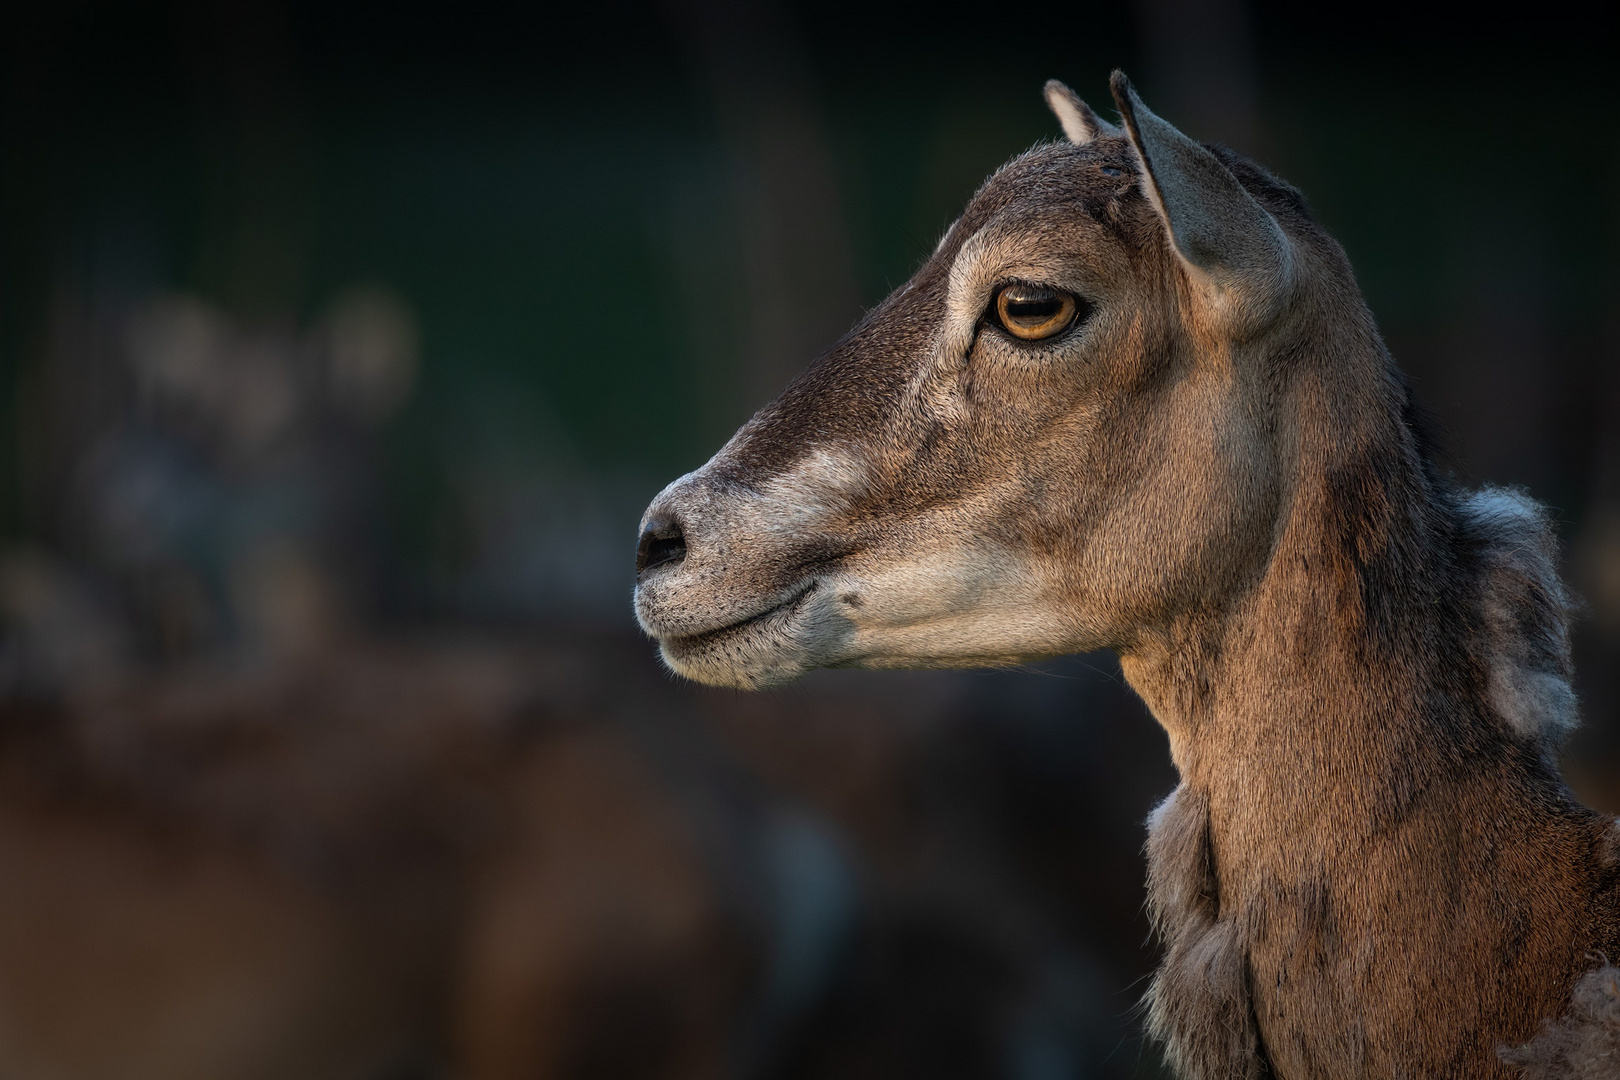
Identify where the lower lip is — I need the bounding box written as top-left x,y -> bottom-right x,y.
659,581 -> 819,652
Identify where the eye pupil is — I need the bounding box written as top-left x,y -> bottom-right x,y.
993,284 -> 1083,341
1006,297 -> 1060,319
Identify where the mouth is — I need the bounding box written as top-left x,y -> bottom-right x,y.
656,580 -> 820,655
643,578 -> 837,689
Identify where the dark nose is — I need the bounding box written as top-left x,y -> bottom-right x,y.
636,519 -> 687,577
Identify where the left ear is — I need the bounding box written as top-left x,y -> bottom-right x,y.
1109,70 -> 1295,329
1044,80 -> 1119,144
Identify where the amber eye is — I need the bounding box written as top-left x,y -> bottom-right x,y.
993,283 -> 1080,341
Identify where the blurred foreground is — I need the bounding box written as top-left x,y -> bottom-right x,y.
1,629 -> 1179,1079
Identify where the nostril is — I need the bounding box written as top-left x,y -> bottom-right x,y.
636,520 -> 687,577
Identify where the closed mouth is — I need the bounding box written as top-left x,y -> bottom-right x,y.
658,581 -> 819,652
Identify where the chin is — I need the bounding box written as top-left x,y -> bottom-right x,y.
649,585 -> 848,690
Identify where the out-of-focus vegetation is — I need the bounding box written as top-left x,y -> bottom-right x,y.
0,1 -> 1615,1077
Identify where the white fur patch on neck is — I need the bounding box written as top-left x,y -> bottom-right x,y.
1462,487 -> 1578,750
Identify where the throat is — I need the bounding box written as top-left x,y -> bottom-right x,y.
1120,602 -> 1449,811
1117,447 -> 1580,900
1117,483 -> 1482,851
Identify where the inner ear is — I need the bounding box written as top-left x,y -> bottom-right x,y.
1108,69 -> 1294,327
1044,80 -> 1119,145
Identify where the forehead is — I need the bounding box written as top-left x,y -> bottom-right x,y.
945,136 -> 1142,253
709,136 -> 1147,480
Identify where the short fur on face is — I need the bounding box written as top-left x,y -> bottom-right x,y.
634,72 -> 1620,1078
637,117 -> 1291,688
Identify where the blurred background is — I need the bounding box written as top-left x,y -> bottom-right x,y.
0,2 -> 1616,1077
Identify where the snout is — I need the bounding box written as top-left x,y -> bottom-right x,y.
631,449 -> 1071,686
630,468 -> 856,688
633,472 -> 807,639
631,475 -> 721,639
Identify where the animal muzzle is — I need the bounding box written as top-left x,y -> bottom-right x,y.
631,467 -> 862,688
635,474 -> 799,632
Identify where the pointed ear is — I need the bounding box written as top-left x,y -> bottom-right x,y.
1108,70 -> 1294,326
1044,79 -> 1119,145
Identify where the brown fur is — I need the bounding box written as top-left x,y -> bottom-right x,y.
633,72 -> 1620,1078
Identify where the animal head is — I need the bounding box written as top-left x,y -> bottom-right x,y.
634,72 -> 1381,689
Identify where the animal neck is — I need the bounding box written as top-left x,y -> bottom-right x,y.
1120,332 -> 1608,1079
1121,343 -> 1503,846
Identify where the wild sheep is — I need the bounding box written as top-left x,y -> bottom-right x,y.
634,72 -> 1620,1078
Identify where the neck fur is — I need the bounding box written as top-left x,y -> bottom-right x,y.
1118,331 -> 1603,1079
1122,339 -> 1577,834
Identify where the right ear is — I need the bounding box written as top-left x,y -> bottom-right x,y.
1109,70 -> 1295,329
1044,80 -> 1118,145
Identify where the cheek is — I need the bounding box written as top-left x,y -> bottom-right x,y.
963,304 -> 1152,453
1056,384 -> 1279,624
965,350 -> 1082,422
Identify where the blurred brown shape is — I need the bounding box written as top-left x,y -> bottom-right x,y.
0,635 -> 1138,1079
0,639 -> 758,1079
